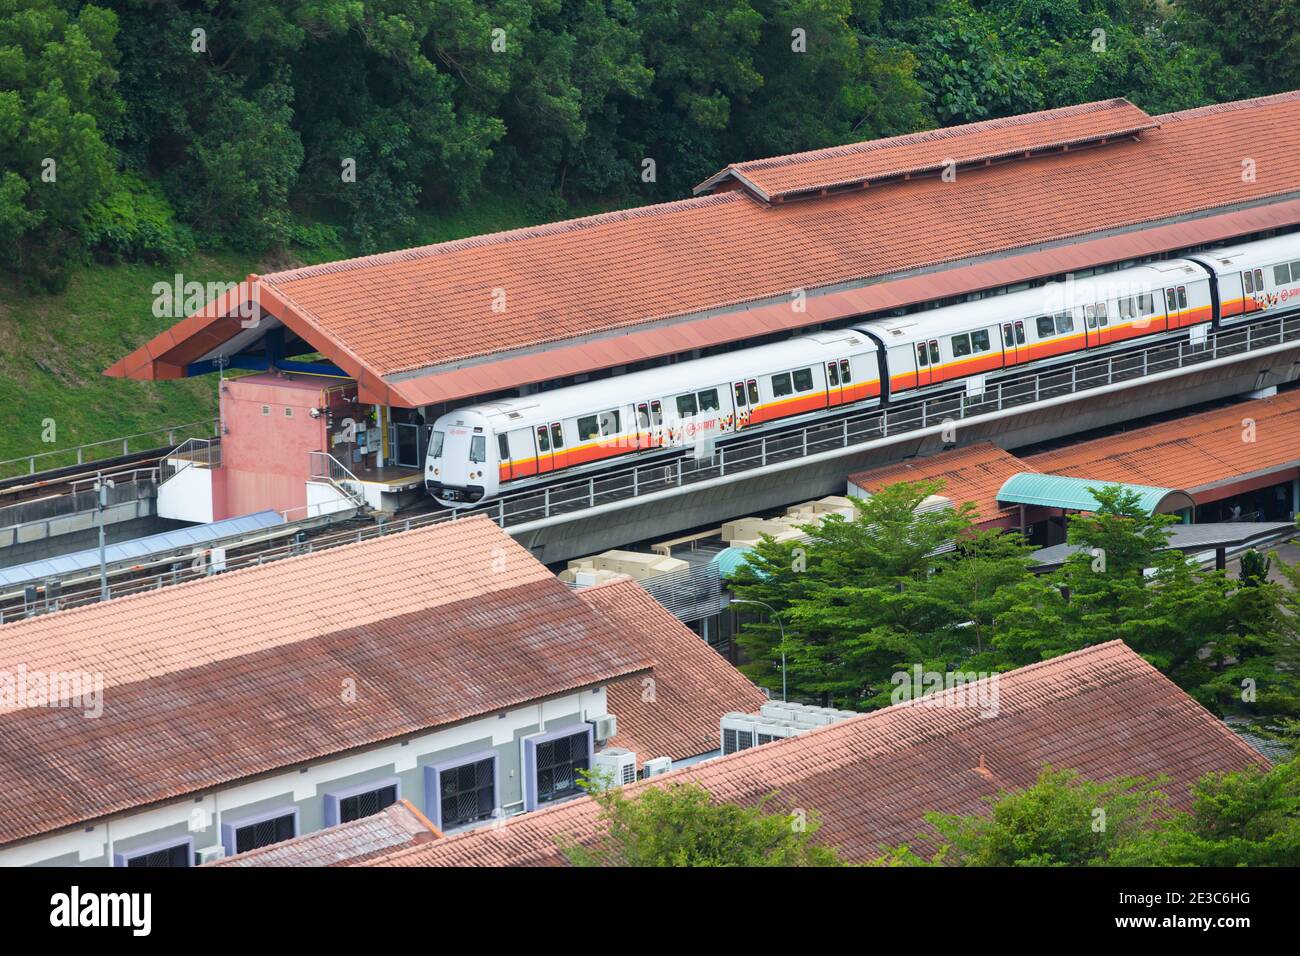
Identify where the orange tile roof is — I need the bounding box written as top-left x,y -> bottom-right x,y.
366,641 -> 1265,867
1023,389 -> 1300,493
0,517 -> 654,846
108,92 -> 1300,407
580,578 -> 768,766
848,442 -> 1033,524
697,99 -> 1158,200
207,800 -> 439,867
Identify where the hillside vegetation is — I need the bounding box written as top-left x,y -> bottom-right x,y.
0,0 -> 1286,461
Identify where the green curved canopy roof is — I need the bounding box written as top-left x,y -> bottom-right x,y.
713,545 -> 757,579
996,473 -> 1194,515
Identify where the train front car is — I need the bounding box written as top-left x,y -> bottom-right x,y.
425,411 -> 501,507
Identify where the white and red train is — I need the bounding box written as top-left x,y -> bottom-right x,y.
427,232 -> 1300,506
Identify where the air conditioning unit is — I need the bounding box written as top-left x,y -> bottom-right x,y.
588,714 -> 617,744
592,747 -> 637,788
759,702 -> 802,722
720,714 -> 758,755
195,845 -> 226,865
754,718 -> 808,745
643,756 -> 672,777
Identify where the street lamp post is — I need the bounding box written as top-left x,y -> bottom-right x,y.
730,598 -> 787,703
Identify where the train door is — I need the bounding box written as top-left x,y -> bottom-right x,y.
732,381 -> 751,428
534,424 -> 554,474
915,340 -> 936,387
825,359 -> 845,407
1001,322 -> 1020,367
498,433 -> 514,483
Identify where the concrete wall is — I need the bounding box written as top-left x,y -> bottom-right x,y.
1,689 -> 610,867
216,375 -> 332,520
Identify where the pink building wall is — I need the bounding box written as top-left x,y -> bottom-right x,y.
213,374 -> 334,520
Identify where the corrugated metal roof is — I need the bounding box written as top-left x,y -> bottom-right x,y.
1029,521 -> 1294,569
997,473 -> 1192,514
0,511 -> 284,589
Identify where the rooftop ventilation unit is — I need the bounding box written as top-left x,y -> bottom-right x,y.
588,714 -> 617,745
643,757 -> 673,778
195,845 -> 226,865
720,714 -> 759,755
592,748 -> 637,788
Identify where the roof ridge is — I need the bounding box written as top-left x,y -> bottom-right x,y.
1158,88 -> 1300,122
263,193 -> 743,284
722,99 -> 1140,176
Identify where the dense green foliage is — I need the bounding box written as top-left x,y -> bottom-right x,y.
0,0 -> 1291,290
878,759 -> 1300,866
729,481 -> 1300,737
559,780 -> 846,866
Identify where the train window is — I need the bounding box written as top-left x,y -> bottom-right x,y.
1036,316 -> 1055,337
916,343 -> 928,366
746,381 -> 759,404
597,410 -> 620,436
1255,269 -> 1264,289
469,435 -> 486,463
536,426 -> 550,452
971,329 -> 991,352
498,434 -> 510,460
1118,297 -> 1133,320
637,403 -> 651,428
1177,287 -> 1187,309
929,341 -> 941,363
1054,311 -> 1075,333
551,423 -> 565,448
827,362 -> 840,386
1095,302 -> 1109,326
1003,324 -> 1014,348
1085,305 -> 1097,329
793,368 -> 815,392
577,415 -> 600,441
651,400 -> 664,426
1137,294 -> 1154,316
1292,261 -> 1300,282
698,389 -> 720,412
430,430 -> 445,458
771,372 -> 793,397
1243,271 -> 1253,293
733,384 -> 746,406
676,393 -> 699,417
1275,264 -> 1291,286
839,359 -> 852,382
1167,287 -> 1178,310
951,333 -> 972,358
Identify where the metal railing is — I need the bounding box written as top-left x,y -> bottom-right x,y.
308,451 -> 367,507
159,436 -> 222,484
0,420 -> 219,480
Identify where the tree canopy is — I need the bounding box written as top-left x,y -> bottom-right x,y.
1,0 -> 1288,287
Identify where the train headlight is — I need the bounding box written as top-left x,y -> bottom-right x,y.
433,468 -> 439,476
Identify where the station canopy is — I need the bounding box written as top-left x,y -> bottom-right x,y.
106,92 -> 1300,410
996,473 -> 1194,515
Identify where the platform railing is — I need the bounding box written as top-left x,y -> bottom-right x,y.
308,451 -> 367,507
0,419 -> 219,481
159,436 -> 222,484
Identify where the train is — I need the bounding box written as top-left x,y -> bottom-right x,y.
426,232 -> 1300,506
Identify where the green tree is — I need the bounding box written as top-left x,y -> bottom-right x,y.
559,781 -> 846,866
1111,759 -> 1300,866
0,0 -> 120,288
